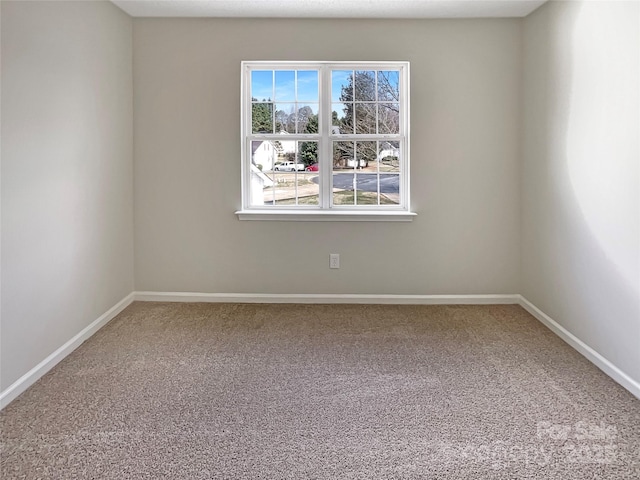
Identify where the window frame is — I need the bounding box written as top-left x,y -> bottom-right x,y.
237,61 -> 415,222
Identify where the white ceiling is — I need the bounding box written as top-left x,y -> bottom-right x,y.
111,0 -> 548,19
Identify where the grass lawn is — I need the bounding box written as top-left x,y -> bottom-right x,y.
275,190 -> 398,206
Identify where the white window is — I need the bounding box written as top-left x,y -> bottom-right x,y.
237,61 -> 415,221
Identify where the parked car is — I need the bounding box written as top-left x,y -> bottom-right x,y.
305,163 -> 319,172
274,161 -> 305,172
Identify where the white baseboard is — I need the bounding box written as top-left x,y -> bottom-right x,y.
519,296 -> 640,400
134,291 -> 522,305
0,292 -> 135,410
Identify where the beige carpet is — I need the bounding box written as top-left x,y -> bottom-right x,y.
1,302 -> 639,479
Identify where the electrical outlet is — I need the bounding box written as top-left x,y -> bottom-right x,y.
330,254 -> 340,269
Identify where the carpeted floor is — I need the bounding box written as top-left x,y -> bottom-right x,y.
1,302 -> 639,479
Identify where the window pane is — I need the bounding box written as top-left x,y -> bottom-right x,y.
266,142 -> 319,206
354,71 -> 376,101
297,141 -> 319,205
299,141 -> 319,171
378,141 -> 400,172
380,173 -> 400,204
296,103 -> 319,134
355,173 -> 382,205
275,70 -> 295,101
271,170 -> 296,206
330,141 -> 400,206
252,102 -> 273,134
332,141 -> 365,206
377,70 -> 400,102
332,170 -> 355,206
276,135 -> 296,162
279,172 -> 319,205
331,172 -> 401,206
332,103 -> 352,134
378,103 -> 400,134
332,172 -> 387,206
354,103 -> 376,134
251,70 -> 273,101
249,140 -> 278,206
332,70 -> 353,103
333,141 -> 354,170
275,103 -> 295,133
356,141 -> 376,169
297,70 -> 319,102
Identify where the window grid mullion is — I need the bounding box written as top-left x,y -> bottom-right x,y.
375,72 -> 379,135
271,70 -> 276,134
321,66 -> 332,209
353,141 -> 358,206
377,140 -> 381,206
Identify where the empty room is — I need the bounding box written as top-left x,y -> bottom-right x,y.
1,0 -> 639,478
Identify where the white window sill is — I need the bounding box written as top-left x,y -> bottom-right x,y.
235,210 -> 417,222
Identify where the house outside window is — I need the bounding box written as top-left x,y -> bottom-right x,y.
237,61 -> 415,221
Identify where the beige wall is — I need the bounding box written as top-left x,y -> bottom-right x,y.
522,1 -> 640,382
133,18 -> 522,295
1,1 -> 134,390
